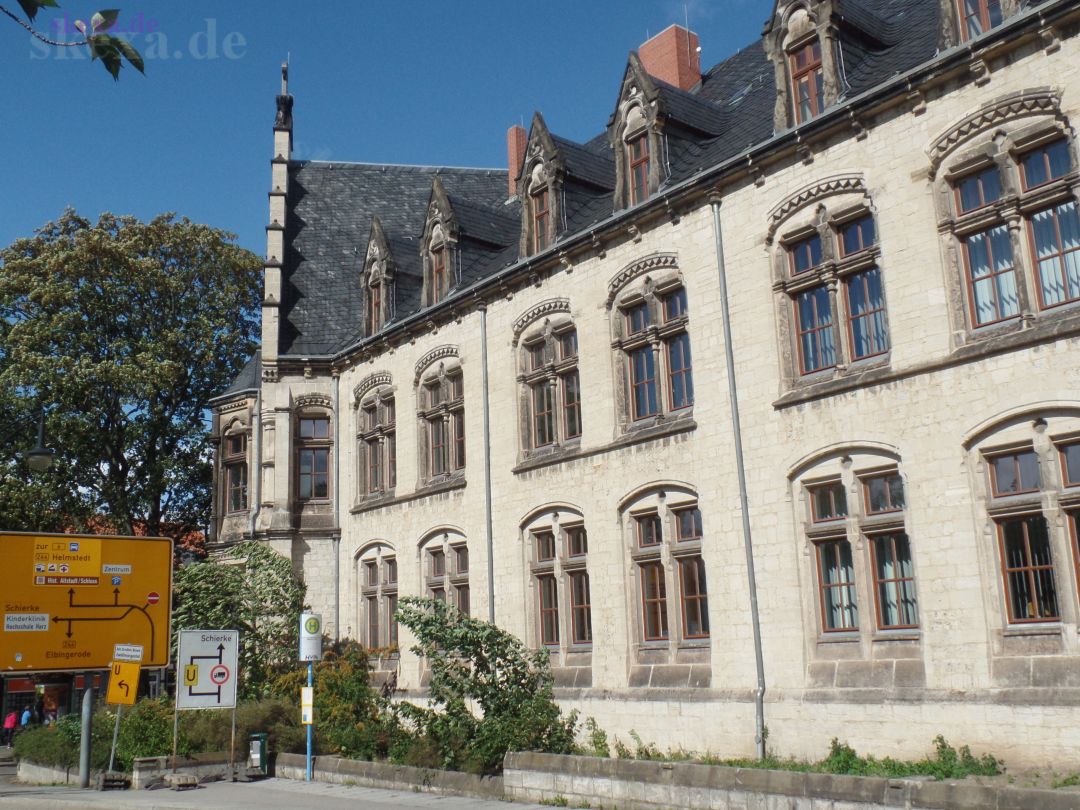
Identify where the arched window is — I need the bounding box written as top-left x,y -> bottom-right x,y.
608,256 -> 694,431
420,529 -> 469,614
221,421 -> 249,514
522,507 -> 592,652
517,309 -> 581,455
415,351 -> 465,483
357,543 -> 398,650
789,36 -> 824,124
357,385 -> 396,499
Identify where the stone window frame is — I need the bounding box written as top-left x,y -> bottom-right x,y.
791,449 -> 919,646
294,406 -> 333,503
420,529 -> 469,615
772,188 -> 890,385
964,409 -> 1080,638
609,263 -> 694,434
221,421 -> 249,515
621,486 -> 710,652
522,507 -> 593,656
415,356 -> 466,486
517,315 -> 582,459
420,180 -> 460,308
364,227 -> 394,336
608,55 -> 668,212
356,385 -> 396,502
939,0 -> 1022,47
931,101 -> 1080,344
357,543 -> 399,652
788,35 -> 824,125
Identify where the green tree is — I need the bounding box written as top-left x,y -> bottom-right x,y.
173,541 -> 307,699
0,209 -> 261,539
1,1 -> 143,79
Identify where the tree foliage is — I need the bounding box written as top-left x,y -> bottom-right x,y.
2,1 -> 143,79
0,210 -> 261,540
394,596 -> 578,773
172,540 -> 307,699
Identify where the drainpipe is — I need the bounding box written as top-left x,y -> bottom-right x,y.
709,194 -> 767,760
248,387 -> 262,540
479,302 -> 496,624
333,373 -> 341,644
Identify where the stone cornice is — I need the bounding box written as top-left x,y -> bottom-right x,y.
294,393 -> 332,411
353,371 -> 393,404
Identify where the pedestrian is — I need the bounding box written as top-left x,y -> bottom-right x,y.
1,710 -> 15,746
19,705 -> 31,728
34,698 -> 44,725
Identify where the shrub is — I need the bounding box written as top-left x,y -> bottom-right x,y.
395,596 -> 578,774
114,698 -> 188,771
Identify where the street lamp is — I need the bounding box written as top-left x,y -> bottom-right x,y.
24,411 -> 54,472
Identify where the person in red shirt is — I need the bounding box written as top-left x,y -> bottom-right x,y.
1,710 -> 16,747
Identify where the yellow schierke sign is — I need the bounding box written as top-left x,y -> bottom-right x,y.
0,532 -> 173,672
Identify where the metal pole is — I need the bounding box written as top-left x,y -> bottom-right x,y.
171,705 -> 179,773
108,706 -> 122,773
332,374 -> 341,644
78,673 -> 93,788
230,703 -> 237,780
305,662 -> 313,782
479,303 -> 496,623
710,196 -> 767,760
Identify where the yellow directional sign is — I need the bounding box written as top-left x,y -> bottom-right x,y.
106,661 -> 141,706
0,532 -> 173,672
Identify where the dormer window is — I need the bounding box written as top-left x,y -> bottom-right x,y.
790,38 -> 823,124
533,186 -> 550,253
958,0 -> 1002,41
431,245 -> 448,304
628,132 -> 650,205
368,281 -> 383,333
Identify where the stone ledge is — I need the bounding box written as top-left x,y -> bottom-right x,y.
502,752 -> 1080,810
275,752 -> 502,800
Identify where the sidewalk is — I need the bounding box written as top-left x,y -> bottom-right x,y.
0,775 -> 549,810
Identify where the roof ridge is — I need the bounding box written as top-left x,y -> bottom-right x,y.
296,159 -> 506,173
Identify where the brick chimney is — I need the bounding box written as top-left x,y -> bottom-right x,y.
506,124 -> 527,197
639,24 -> 701,92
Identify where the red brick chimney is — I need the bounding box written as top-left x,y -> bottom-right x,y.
639,24 -> 701,92
506,125 -> 527,197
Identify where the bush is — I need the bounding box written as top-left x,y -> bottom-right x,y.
15,711 -> 113,771
113,698 -> 188,771
394,596 -> 578,774
182,698 -> 303,759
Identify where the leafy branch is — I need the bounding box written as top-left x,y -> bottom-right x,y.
2,0 -> 143,79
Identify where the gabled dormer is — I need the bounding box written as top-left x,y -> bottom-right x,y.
518,112 -> 562,256
420,176 -> 459,307
363,217 -> 395,336
608,53 -> 666,211
763,1 -> 838,131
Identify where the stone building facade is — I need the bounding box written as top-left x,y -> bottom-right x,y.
211,0 -> 1080,765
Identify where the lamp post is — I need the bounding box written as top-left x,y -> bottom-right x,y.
24,410 -> 53,473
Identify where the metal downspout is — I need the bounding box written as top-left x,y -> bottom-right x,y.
333,373 -> 341,644
710,195 -> 767,760
248,387 -> 262,540
479,303 -> 496,623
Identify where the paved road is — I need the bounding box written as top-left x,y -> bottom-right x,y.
0,776 -> 549,810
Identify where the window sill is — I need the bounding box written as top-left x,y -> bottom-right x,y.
512,417 -> 697,475
774,307 -> 1080,410
816,632 -> 860,644
871,630 -> 921,643
349,477 -> 465,515
1002,623 -> 1062,638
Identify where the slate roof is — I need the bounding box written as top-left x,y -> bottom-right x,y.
212,354 -> 260,402
236,0 -> 971,386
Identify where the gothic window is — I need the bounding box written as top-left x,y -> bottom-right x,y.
611,269 -> 694,429
533,185 -> 551,253
773,191 -> 890,382
789,37 -> 824,124
358,547 -> 398,650
416,360 -> 465,482
794,455 -> 917,635
357,388 -> 396,499
296,413 -> 331,501
627,131 -> 650,205
222,430 -> 248,513
957,0 -> 1003,41
422,531 -> 469,615
431,244 -> 449,305
939,125 -> 1079,334
519,318 -> 582,454
524,510 -> 592,651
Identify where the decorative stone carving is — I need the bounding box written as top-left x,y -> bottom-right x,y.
766,174 -> 867,243
414,345 -> 459,383
512,298 -> 571,345
606,253 -> 679,306
295,393 -> 331,411
353,371 -> 393,403
926,89 -> 1063,178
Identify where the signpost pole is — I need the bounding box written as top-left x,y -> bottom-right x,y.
171,704 -> 179,773
305,661 -> 312,782
78,671 -> 93,789
108,705 -> 122,773
230,703 -> 237,779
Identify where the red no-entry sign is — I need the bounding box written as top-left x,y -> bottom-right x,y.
146,591 -> 160,605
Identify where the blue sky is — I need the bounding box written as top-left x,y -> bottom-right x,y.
1,1 -> 767,255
